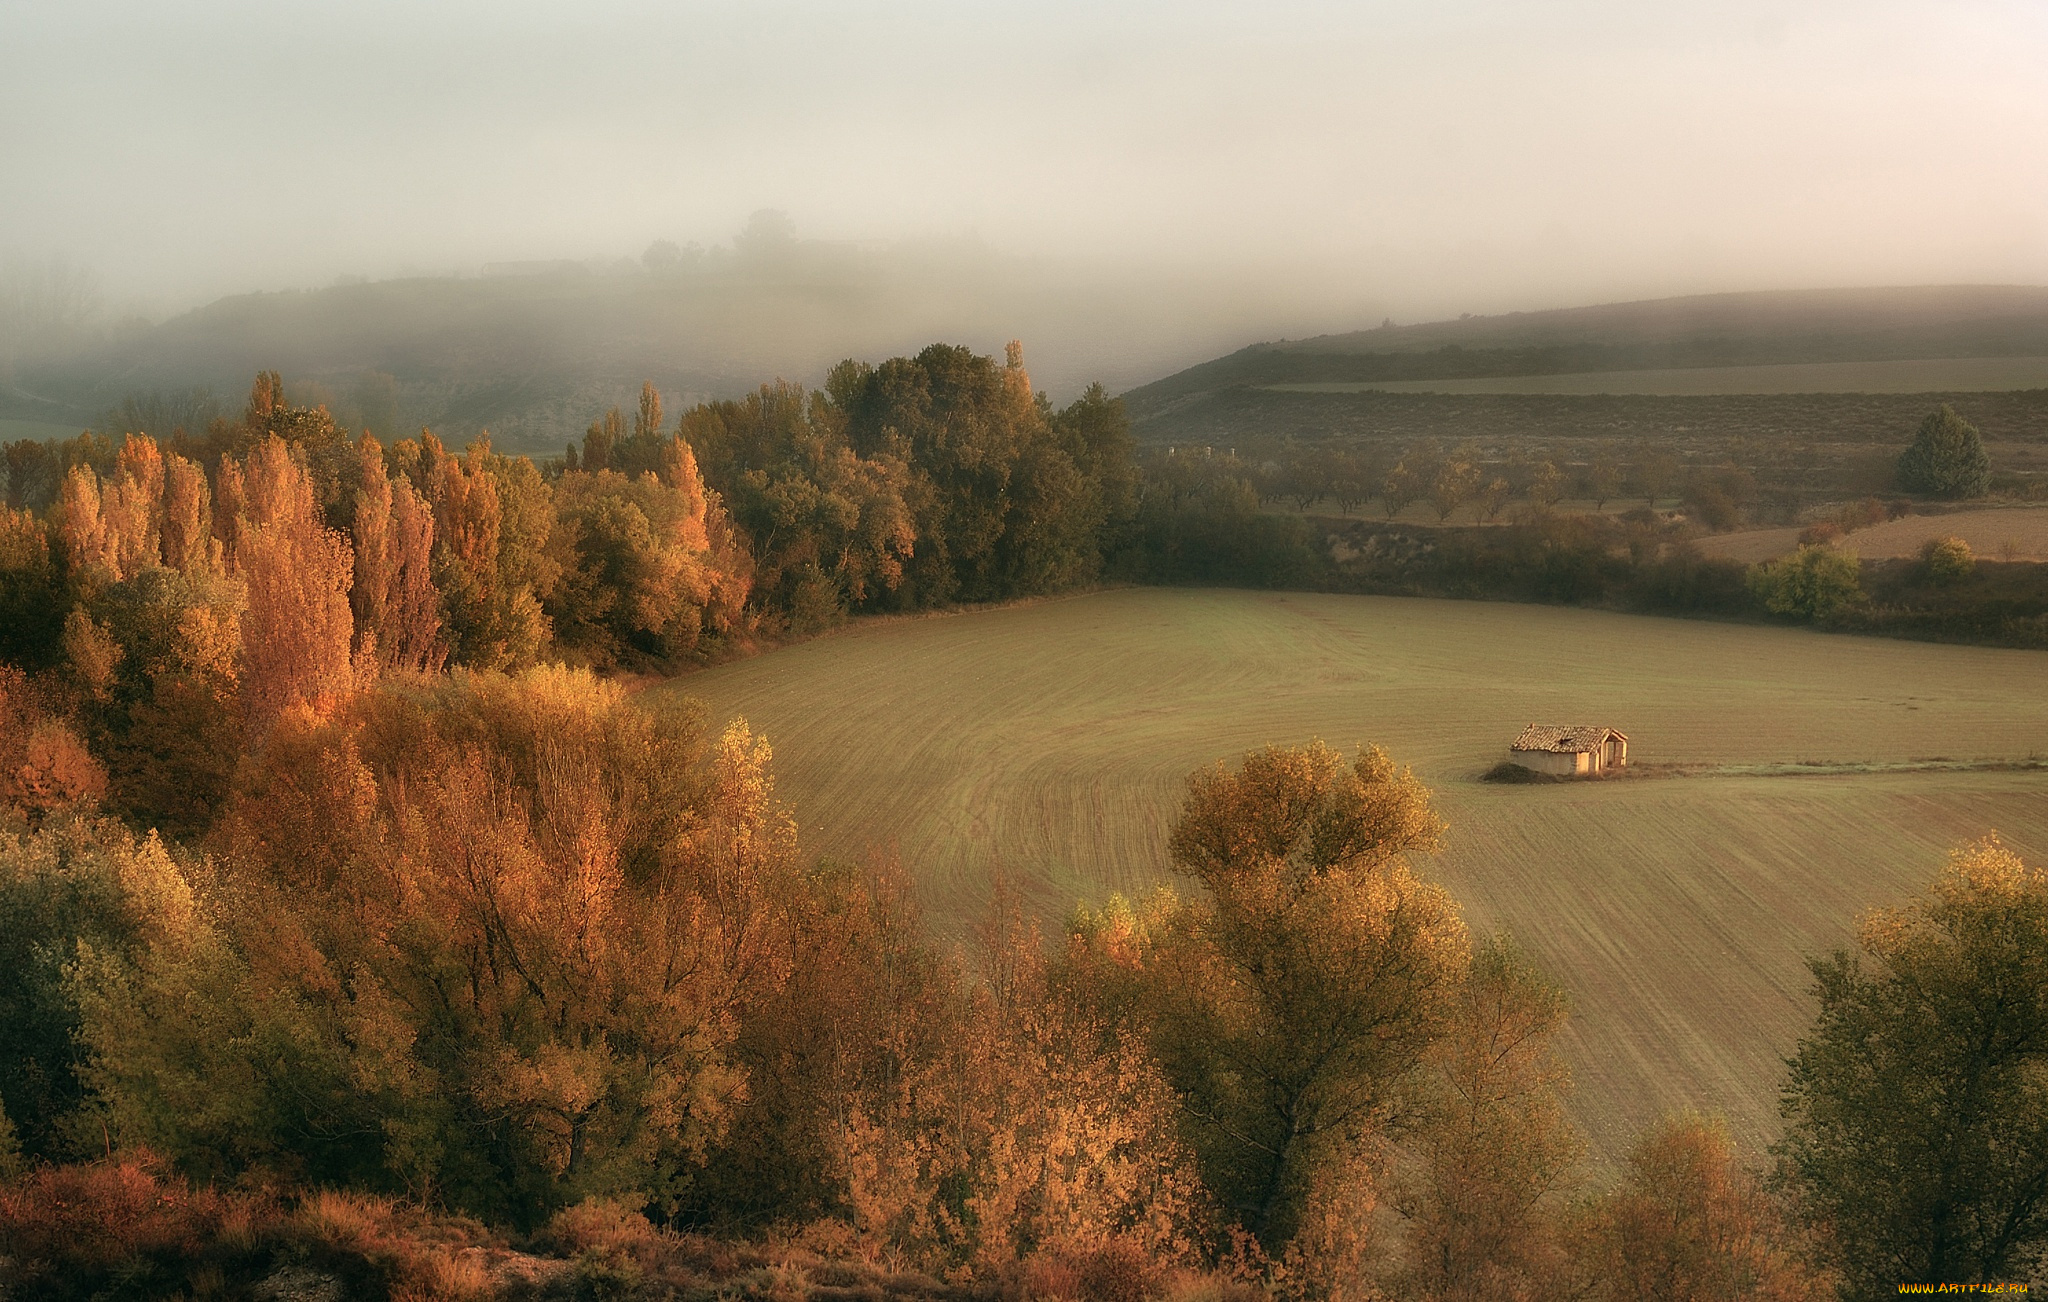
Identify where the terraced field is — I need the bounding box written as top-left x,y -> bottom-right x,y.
652,588 -> 2048,1164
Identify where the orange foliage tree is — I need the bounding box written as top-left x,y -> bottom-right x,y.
80,670 -> 798,1225
550,433 -> 751,666
221,435 -> 354,736
1571,1117 -> 1827,1302
349,433 -> 445,674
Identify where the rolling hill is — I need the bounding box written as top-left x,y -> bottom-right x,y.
1123,284 -> 2048,440
1,239 -> 1333,455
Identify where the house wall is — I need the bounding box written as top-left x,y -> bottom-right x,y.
1510,748 -> 1582,776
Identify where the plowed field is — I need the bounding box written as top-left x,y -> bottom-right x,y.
651,589 -> 2048,1163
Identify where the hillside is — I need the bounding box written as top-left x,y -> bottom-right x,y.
1123,284 -> 2048,432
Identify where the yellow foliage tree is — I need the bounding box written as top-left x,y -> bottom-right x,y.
1571,1117 -> 1826,1302
1073,741 -> 1468,1264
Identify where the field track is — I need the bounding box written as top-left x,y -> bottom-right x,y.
652,588 -> 2048,1164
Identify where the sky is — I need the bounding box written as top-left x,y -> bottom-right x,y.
4,0 -> 2047,327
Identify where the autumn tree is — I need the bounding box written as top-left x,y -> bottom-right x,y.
1636,453 -> 1680,508
211,371 -> 355,519
0,817 -> 177,1161
1919,534 -> 1976,585
0,668 -> 105,830
82,565 -> 243,835
1327,452 -> 1371,516
686,382 -> 916,630
37,436 -> 243,832
1079,742 -> 1468,1258
0,505 -> 65,670
1398,934 -> 1583,1301
1777,837 -> 2048,1291
550,435 -> 750,666
348,433 -> 445,674
1476,477 -> 1513,523
1527,462 -> 1564,513
421,431 -> 509,663
1382,462 -> 1420,519
1573,1117 -> 1827,1302
79,671 -> 799,1225
221,435 -> 353,736
1588,456 -> 1623,512
1432,457 -> 1482,523
826,342 -> 1121,606
829,887 -> 1212,1273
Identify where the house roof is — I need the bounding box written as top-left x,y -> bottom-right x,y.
1510,724 -> 1628,754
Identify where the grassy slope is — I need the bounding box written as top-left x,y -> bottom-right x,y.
1121,285 -> 2048,418
1700,506 -> 2048,563
652,588 -> 2048,1164
1269,355 -> 2048,396
1123,386 -> 2048,458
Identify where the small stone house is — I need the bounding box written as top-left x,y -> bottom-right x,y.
1508,725 -> 1629,777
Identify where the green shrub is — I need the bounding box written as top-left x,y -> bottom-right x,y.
1746,545 -> 1864,621
1897,406 -> 1992,499
1920,535 -> 1976,584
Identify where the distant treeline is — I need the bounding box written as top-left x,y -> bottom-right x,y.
1118,446 -> 2048,649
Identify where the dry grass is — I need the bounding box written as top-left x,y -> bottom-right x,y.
655,588 -> 2048,1167
1699,505 -> 2048,563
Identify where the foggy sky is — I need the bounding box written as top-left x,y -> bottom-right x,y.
4,0 -> 2046,325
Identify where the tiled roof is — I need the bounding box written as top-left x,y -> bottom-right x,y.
1511,724 -> 1627,754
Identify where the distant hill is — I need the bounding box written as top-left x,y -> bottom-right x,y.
1121,285 -> 2048,432
1,238 -> 1327,455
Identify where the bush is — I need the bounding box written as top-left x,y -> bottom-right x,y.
1920,535 -> 1975,584
0,1151 -> 285,1300
1897,405 -> 1992,499
1746,546 -> 1864,621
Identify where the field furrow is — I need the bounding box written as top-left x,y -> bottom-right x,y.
653,588 -> 2048,1163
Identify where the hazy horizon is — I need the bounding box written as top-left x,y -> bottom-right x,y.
5,0 -> 2046,336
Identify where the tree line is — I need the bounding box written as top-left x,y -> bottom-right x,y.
0,345 -> 1149,838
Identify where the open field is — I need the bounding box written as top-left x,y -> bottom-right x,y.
1265,356 -> 2048,396
1699,505 -> 2048,563
654,588 -> 2048,1165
